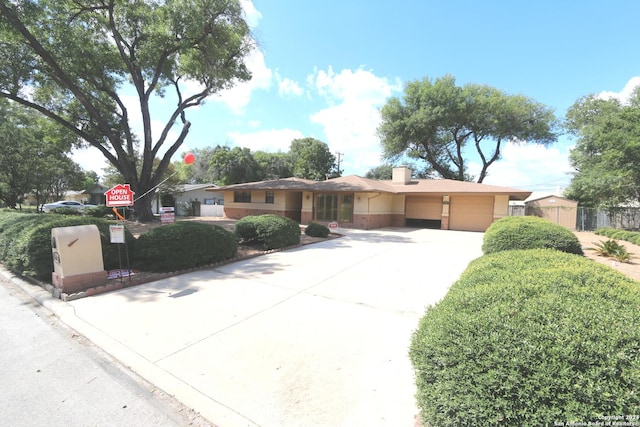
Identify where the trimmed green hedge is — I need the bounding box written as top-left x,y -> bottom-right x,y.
305,222 -> 330,238
482,216 -> 583,255
0,212 -> 135,280
234,214 -> 301,250
134,221 -> 237,272
595,227 -> 640,246
410,249 -> 640,426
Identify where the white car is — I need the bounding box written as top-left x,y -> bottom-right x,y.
41,200 -> 97,213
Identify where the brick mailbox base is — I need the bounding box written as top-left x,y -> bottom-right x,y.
52,270 -> 108,294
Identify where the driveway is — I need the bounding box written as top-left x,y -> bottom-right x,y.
62,227 -> 484,427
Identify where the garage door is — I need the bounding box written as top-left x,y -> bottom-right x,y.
405,196 -> 442,220
449,196 -> 494,231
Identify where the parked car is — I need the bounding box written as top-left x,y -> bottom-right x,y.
41,200 -> 97,213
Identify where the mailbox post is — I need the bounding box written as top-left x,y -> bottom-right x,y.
51,224 -> 107,293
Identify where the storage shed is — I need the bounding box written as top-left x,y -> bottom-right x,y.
525,194 -> 578,230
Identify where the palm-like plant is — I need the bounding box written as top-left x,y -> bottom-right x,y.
590,239 -> 634,263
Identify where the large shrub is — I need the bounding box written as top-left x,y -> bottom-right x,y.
596,227 -> 640,246
134,221 -> 237,272
305,222 -> 330,238
49,207 -> 83,216
0,213 -> 135,280
482,215 -> 583,255
410,249 -> 640,426
234,214 -> 301,250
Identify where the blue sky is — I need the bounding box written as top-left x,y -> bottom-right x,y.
75,0 -> 640,193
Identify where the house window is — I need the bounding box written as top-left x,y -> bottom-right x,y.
265,191 -> 275,204
204,198 -> 215,205
234,191 -> 251,203
315,193 -> 353,222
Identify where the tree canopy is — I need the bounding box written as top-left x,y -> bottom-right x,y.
0,0 -> 254,221
0,99 -> 86,208
564,89 -> 640,207
177,138 -> 337,185
377,75 -> 559,182
290,137 -> 338,180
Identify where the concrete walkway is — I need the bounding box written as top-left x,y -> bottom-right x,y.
15,227 -> 484,427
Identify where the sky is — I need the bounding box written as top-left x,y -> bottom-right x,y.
73,0 -> 640,193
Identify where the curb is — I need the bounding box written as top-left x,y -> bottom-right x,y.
0,265 -> 258,427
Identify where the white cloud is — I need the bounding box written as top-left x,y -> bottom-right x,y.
240,0 -> 262,28
306,66 -> 402,175
469,141 -> 574,192
226,128 -> 304,152
213,48 -> 273,114
72,146 -> 109,178
597,76 -> 640,104
278,77 -> 304,97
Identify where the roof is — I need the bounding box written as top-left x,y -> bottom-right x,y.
218,175 -> 531,199
83,183 -> 109,194
525,192 -> 576,203
176,183 -> 219,193
213,177 -> 317,191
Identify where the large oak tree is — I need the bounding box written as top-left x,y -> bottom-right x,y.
0,0 -> 254,221
378,75 -> 559,182
565,89 -> 640,207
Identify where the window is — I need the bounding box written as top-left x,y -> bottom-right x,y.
315,193 -> 353,222
265,191 -> 275,204
204,198 -> 215,205
234,191 -> 251,203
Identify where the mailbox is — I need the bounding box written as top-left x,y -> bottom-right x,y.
51,225 -> 107,293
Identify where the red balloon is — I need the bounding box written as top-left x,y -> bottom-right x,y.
184,152 -> 195,165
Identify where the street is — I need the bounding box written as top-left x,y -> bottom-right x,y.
0,274 -> 212,427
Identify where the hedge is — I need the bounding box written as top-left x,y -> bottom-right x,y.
0,212 -> 135,280
482,215 -> 583,255
410,249 -> 640,426
305,222 -> 330,238
234,214 -> 301,250
134,221 -> 237,272
595,227 -> 640,246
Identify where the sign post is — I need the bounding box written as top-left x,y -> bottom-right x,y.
104,184 -> 135,282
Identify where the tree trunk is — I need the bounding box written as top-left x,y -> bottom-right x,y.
133,195 -> 156,222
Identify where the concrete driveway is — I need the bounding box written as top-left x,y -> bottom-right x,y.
60,227 -> 484,427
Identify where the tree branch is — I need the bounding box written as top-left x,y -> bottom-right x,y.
0,91 -> 118,165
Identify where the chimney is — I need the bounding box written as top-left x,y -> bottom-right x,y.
392,166 -> 412,185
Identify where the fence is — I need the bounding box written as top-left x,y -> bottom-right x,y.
510,206 -> 640,231
200,204 -> 224,217
576,207 -> 640,231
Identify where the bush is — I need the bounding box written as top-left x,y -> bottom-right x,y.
234,216 -> 258,243
49,207 -> 83,215
482,215 -> 583,255
596,227 -> 640,246
234,214 -> 301,250
134,221 -> 237,272
410,249 -> 640,426
85,205 -> 117,219
590,239 -> 634,262
305,222 -> 330,238
0,213 -> 135,280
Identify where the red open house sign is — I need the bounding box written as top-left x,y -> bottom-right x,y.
104,184 -> 135,207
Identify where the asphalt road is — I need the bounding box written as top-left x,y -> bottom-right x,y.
0,273 -> 213,427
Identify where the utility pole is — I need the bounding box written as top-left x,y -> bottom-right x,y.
336,152 -> 344,176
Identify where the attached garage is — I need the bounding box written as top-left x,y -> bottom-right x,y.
405,196 -> 442,228
449,196 -> 494,232
405,196 -> 442,220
